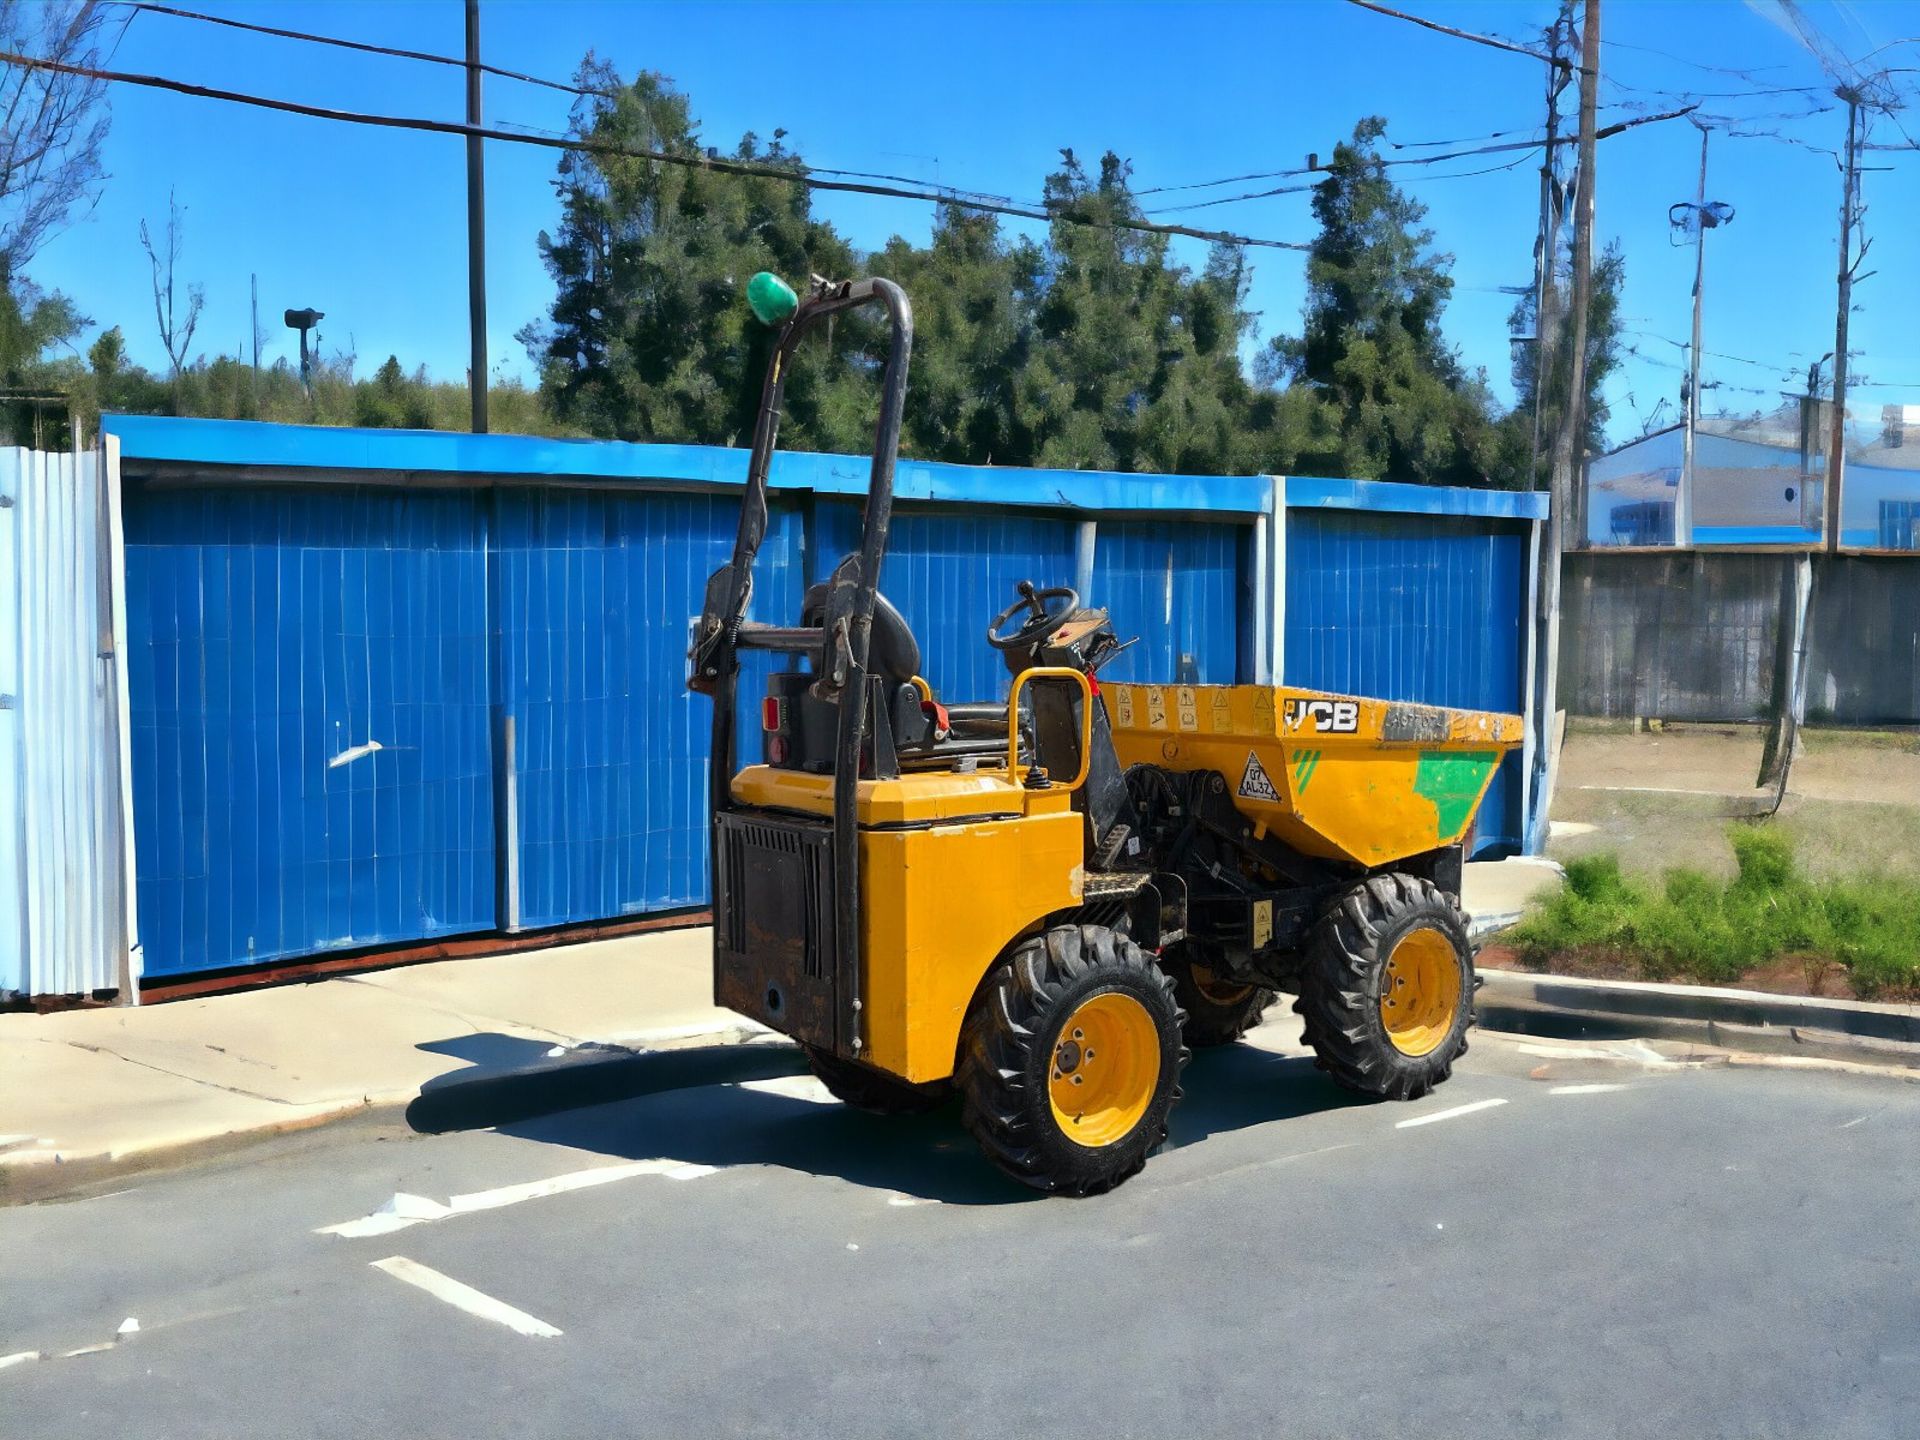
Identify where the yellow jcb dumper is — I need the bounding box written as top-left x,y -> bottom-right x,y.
689,273 -> 1524,1195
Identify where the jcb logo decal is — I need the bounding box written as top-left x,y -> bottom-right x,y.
1284,698 -> 1358,734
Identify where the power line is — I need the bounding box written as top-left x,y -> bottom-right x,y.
119,0 -> 616,99
1601,35 -> 1794,78
1620,345 -> 1778,396
1624,329 -> 1799,375
1148,148 -> 1540,215
125,0 -> 1044,209
1138,103 -> 1696,200
1390,124 -> 1543,149
130,0 -> 1040,210
1341,0 -> 1566,68
0,48 -> 1311,251
1605,74 -> 1829,99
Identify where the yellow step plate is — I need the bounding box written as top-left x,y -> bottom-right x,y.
1102,684 -> 1524,868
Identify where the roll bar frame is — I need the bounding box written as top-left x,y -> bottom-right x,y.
690,277 -> 914,1057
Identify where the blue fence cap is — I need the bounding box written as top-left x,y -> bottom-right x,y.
1283,474 -> 1549,521
102,415 -> 1274,518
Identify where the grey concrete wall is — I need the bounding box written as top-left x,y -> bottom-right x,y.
1561,552 -> 1920,725
1805,557 -> 1920,724
1560,552 -> 1783,721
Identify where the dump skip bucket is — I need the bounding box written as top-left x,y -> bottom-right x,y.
1102,684 -> 1524,868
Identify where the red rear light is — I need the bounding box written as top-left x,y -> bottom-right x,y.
768,735 -> 790,764
762,696 -> 783,731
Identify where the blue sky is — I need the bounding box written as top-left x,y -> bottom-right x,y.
28,0 -> 1920,449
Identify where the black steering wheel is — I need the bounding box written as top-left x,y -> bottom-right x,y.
987,580 -> 1081,652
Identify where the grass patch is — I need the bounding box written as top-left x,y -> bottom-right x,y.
1510,825 -> 1920,999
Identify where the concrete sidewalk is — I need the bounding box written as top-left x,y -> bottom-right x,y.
0,927 -> 749,1199
0,862 -> 1557,1200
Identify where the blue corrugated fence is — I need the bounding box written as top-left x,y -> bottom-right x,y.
102,418 -> 1542,983
1282,505 -> 1531,854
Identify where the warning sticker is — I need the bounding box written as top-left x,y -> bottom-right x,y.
1239,751 -> 1279,802
1210,690 -> 1234,733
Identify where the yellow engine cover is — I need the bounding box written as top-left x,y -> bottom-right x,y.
1102,684 -> 1524,868
729,765 -> 1084,1083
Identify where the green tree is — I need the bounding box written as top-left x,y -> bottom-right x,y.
0,277 -> 87,443
1505,239 -> 1625,487
520,59 -> 870,450
1263,117 -> 1503,486
875,205 -> 1041,465
1012,150 -> 1267,474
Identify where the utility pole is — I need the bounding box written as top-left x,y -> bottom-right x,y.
1673,122 -> 1731,549
1550,0 -> 1601,528
1529,0 -> 1598,852
1528,5 -> 1572,492
1679,126 -> 1706,547
465,0 -> 488,434
249,272 -> 260,410
1825,89 -> 1860,552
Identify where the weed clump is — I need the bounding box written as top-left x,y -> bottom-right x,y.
1509,825 -> 1920,999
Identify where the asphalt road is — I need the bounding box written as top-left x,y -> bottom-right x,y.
5,1024 -> 1918,1439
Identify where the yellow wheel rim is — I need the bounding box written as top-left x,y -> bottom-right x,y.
1378,926 -> 1463,1058
1189,962 -> 1253,1007
1048,992 -> 1161,1148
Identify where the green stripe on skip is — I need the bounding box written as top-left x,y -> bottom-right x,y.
1412,750 -> 1499,838
1292,749 -> 1322,793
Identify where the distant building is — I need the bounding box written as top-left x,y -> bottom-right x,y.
1584,412 -> 1920,549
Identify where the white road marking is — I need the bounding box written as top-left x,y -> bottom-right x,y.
1396,1097 -> 1509,1129
447,1160 -> 715,1215
1841,1114 -> 1872,1129
0,1351 -> 41,1370
370,1257 -> 562,1338
318,1192 -> 451,1238
1550,1083 -> 1629,1095
318,1160 -> 716,1238
115,1318 -> 139,1336
887,1195 -> 937,1207
59,1342 -> 116,1358
736,1075 -> 839,1104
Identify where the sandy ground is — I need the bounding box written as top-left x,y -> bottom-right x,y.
1549,723 -> 1920,882
1559,723 -> 1920,805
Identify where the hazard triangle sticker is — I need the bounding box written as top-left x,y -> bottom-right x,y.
1238,751 -> 1279,802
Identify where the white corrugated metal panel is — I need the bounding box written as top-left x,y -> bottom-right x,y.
0,446 -> 132,1000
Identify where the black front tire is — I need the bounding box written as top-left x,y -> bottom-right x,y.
957,924 -> 1188,1196
1295,873 -> 1474,1101
803,1045 -> 952,1115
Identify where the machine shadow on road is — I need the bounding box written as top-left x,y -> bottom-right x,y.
1164,1042 -> 1372,1151
407,1031 -> 1369,1205
404,1034 -> 812,1135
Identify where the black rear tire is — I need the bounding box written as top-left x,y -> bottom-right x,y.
957,924 -> 1187,1196
1295,873 -> 1473,1101
1167,951 -> 1275,1046
802,1045 -> 952,1115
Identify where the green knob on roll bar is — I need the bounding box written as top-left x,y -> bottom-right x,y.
747,271 -> 799,325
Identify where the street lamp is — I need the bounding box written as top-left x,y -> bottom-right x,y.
284,307 -> 324,395
1668,124 -> 1735,548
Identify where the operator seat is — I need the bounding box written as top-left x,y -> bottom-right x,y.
799,572 -> 921,688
